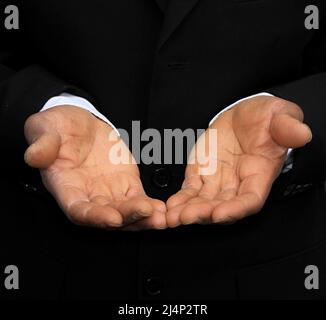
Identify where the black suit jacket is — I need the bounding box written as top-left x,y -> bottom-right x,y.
0,0 -> 325,300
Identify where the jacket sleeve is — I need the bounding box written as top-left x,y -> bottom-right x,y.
0,64 -> 88,166
0,25 -> 90,172
268,15 -> 326,185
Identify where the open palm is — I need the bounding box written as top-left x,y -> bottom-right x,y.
24,106 -> 166,230
166,96 -> 312,227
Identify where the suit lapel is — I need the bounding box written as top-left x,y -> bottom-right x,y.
158,0 -> 200,50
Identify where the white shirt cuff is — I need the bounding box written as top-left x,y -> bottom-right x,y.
41,93 -> 120,136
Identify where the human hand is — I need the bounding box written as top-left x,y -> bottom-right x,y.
24,106 -> 166,230
166,96 -> 312,227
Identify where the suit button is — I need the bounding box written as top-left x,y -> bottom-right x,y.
152,168 -> 171,188
145,277 -> 162,296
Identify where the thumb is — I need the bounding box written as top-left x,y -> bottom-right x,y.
24,132 -> 61,169
270,107 -> 312,149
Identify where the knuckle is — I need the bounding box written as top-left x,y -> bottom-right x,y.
24,113 -> 39,128
269,96 -> 288,109
285,101 -> 303,116
24,113 -> 40,136
271,98 -> 304,118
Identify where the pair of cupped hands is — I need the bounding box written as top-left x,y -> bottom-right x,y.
24,96 -> 312,231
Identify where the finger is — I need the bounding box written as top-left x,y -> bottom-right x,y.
126,182 -> 167,228
278,101 -> 304,122
149,198 -> 167,214
212,193 -> 262,224
175,187 -> 237,226
124,197 -> 167,230
179,200 -> 219,225
126,180 -> 167,213
67,200 -> 123,229
24,132 -> 61,168
123,209 -> 167,231
50,183 -> 123,228
166,175 -> 202,209
138,198 -> 167,229
198,178 -> 219,200
166,175 -> 214,227
166,203 -> 187,228
115,197 -> 154,224
166,187 -> 199,209
270,113 -> 312,149
212,173 -> 270,223
176,178 -> 238,225
97,176 -> 156,225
